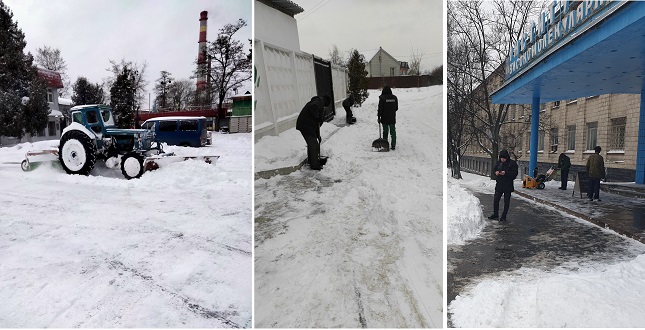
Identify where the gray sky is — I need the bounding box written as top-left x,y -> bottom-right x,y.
4,0 -> 251,109
293,0 -> 443,72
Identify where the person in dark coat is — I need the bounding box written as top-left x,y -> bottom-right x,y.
586,145 -> 606,201
296,95 -> 330,170
488,150 -> 519,221
342,94 -> 355,124
377,86 -> 398,150
557,153 -> 571,190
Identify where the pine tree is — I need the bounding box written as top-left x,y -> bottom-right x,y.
72,77 -> 104,105
346,50 -> 370,107
23,77 -> 50,136
109,65 -> 137,128
0,1 -> 49,139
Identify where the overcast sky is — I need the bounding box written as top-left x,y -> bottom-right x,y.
4,0 -> 251,109
293,0 -> 443,72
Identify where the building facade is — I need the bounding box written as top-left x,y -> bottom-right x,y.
361,47 -> 403,78
463,65 -> 641,182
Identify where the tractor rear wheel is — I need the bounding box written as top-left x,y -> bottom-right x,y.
59,130 -> 97,175
121,152 -> 145,179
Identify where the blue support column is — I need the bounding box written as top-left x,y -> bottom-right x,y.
636,88 -> 645,184
529,97 -> 540,178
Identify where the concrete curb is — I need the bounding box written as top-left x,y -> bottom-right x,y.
514,190 -> 645,243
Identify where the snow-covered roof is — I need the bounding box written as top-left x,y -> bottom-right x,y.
359,49 -> 380,62
58,97 -> 73,106
49,110 -> 63,117
259,0 -> 304,17
143,116 -> 207,122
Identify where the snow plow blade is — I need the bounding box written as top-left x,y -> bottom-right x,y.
21,149 -> 60,171
143,154 -> 219,172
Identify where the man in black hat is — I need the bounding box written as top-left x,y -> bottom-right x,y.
342,94 -> 356,124
296,95 -> 331,170
488,150 -> 518,221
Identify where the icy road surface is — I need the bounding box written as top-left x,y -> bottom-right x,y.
0,133 -> 252,327
254,86 -> 443,328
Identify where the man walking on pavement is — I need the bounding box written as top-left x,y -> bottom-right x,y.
296,95 -> 331,171
377,86 -> 398,150
342,94 -> 356,124
488,150 -> 518,221
558,153 -> 571,190
586,146 -> 606,201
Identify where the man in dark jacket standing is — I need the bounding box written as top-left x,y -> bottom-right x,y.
296,95 -> 330,170
342,94 -> 355,124
557,153 -> 571,190
377,86 -> 398,150
586,146 -> 606,201
488,150 -> 518,221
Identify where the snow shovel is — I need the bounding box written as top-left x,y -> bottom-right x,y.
372,123 -> 389,151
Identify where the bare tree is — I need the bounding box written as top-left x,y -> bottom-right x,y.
205,18 -> 252,111
448,0 -> 543,179
329,44 -> 344,66
34,45 -> 71,97
409,47 -> 425,76
167,79 -> 195,110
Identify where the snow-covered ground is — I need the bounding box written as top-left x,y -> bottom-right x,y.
0,133 -> 252,327
448,172 -> 645,327
254,86 -> 443,328
447,176 -> 485,245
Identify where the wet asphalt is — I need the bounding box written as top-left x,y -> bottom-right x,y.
447,191 -> 645,325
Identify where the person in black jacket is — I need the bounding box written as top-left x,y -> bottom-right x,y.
342,94 -> 355,124
296,95 -> 330,170
377,86 -> 398,150
557,153 -> 571,190
488,150 -> 519,221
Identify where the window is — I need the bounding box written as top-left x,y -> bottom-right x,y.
86,111 -> 99,124
178,120 -> 198,131
48,121 -> 56,136
553,100 -> 560,108
510,105 -> 516,120
390,67 -> 395,76
586,122 -> 598,151
550,128 -> 558,152
609,117 -> 626,151
519,106 -> 525,118
47,88 -> 54,103
518,134 -> 523,152
72,112 -> 83,123
141,121 -> 155,130
567,125 -> 576,151
159,121 -> 177,132
538,130 -> 545,151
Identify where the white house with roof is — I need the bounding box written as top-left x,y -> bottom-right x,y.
360,47 -> 405,77
0,67 -> 67,145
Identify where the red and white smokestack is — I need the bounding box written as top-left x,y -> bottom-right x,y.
196,10 -> 208,92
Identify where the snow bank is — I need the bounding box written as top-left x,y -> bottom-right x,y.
447,178 -> 485,245
449,254 -> 645,327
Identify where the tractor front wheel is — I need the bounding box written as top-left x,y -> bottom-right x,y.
120,152 -> 145,179
21,159 -> 30,171
59,130 -> 97,175
538,182 -> 545,189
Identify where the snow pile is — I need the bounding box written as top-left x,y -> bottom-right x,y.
447,178 -> 485,245
254,86 -> 443,328
449,254 -> 645,327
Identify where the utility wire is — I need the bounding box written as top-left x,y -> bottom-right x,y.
297,0 -> 334,21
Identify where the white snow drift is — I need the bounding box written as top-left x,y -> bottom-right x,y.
0,133 -> 252,328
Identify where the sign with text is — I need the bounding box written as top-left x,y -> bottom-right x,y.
573,171 -> 589,198
506,0 -> 621,79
